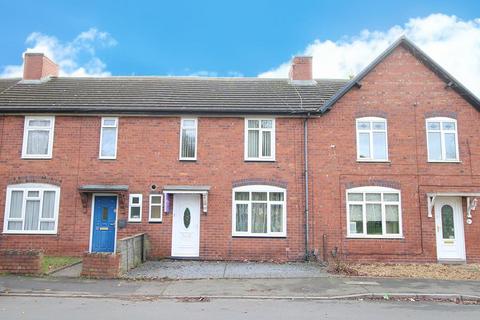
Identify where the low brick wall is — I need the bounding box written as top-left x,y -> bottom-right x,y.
0,249 -> 43,274
81,252 -> 120,278
117,233 -> 148,273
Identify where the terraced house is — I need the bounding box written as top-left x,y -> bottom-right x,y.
0,37 -> 479,264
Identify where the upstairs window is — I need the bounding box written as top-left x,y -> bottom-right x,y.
356,117 -> 388,161
22,116 -> 55,159
180,118 -> 197,160
346,186 -> 402,238
99,117 -> 118,159
128,194 -> 142,222
3,183 -> 60,234
245,118 -> 275,161
232,185 -> 286,237
426,117 -> 459,162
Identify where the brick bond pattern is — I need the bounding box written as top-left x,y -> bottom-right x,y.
0,249 -> 43,274
0,45 -> 479,263
81,253 -> 120,278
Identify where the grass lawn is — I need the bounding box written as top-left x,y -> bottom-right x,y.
42,256 -> 82,274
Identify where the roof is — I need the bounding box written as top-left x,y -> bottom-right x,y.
320,36 -> 480,113
0,78 -> 20,94
0,77 -> 348,115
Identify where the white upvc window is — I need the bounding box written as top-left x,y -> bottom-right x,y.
3,183 -> 60,234
22,116 -> 55,159
356,117 -> 388,161
149,194 -> 163,222
346,186 -> 402,238
128,194 -> 143,222
245,118 -> 275,161
99,117 -> 118,159
232,185 -> 286,237
179,118 -> 197,160
426,117 -> 459,162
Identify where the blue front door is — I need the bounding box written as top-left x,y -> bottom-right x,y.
92,196 -> 117,253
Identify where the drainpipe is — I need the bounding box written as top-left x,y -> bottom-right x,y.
304,113 -> 310,260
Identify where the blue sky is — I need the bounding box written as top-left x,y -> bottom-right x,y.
0,0 -> 479,84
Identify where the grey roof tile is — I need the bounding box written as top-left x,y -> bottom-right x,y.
0,77 -> 348,114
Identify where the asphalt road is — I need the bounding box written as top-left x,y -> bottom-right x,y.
0,297 -> 478,319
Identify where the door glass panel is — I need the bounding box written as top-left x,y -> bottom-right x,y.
102,207 -> 108,221
183,208 -> 191,228
441,205 -> 455,239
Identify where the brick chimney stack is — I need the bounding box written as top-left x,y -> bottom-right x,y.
289,56 -> 313,83
23,53 -> 59,81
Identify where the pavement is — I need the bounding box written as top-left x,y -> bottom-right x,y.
1,274 -> 479,302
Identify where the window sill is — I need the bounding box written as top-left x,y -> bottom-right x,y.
99,158 -> 117,160
427,160 -> 461,163
128,220 -> 142,223
21,156 -> 52,160
232,234 -> 286,238
346,235 -> 404,240
148,221 -> 163,224
179,158 -> 197,162
244,159 -> 276,162
356,159 -> 391,163
3,231 -> 57,235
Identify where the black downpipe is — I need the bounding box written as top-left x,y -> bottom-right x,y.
304,114 -> 310,260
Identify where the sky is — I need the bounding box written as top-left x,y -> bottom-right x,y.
0,1 -> 479,95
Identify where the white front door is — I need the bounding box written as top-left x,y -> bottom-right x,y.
171,194 -> 200,257
435,197 -> 466,261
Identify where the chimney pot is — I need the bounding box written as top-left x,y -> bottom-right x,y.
23,53 -> 59,81
289,56 -> 314,84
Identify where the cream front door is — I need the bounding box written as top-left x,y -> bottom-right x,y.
435,197 -> 466,261
171,194 -> 200,257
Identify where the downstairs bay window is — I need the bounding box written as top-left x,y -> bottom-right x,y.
346,186 -> 402,238
3,183 -> 60,234
232,185 -> 286,237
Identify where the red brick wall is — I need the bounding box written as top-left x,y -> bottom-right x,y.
309,44 -> 480,263
0,116 -> 306,261
81,252 -> 120,278
0,249 -> 43,274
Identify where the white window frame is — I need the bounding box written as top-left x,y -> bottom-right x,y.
22,116 -> 55,159
99,117 -> 119,160
244,118 -> 276,161
128,194 -> 143,222
356,117 -> 389,162
426,117 -> 459,162
179,118 -> 198,160
3,183 -> 60,234
232,185 -> 286,237
346,186 -> 403,239
149,194 -> 163,222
